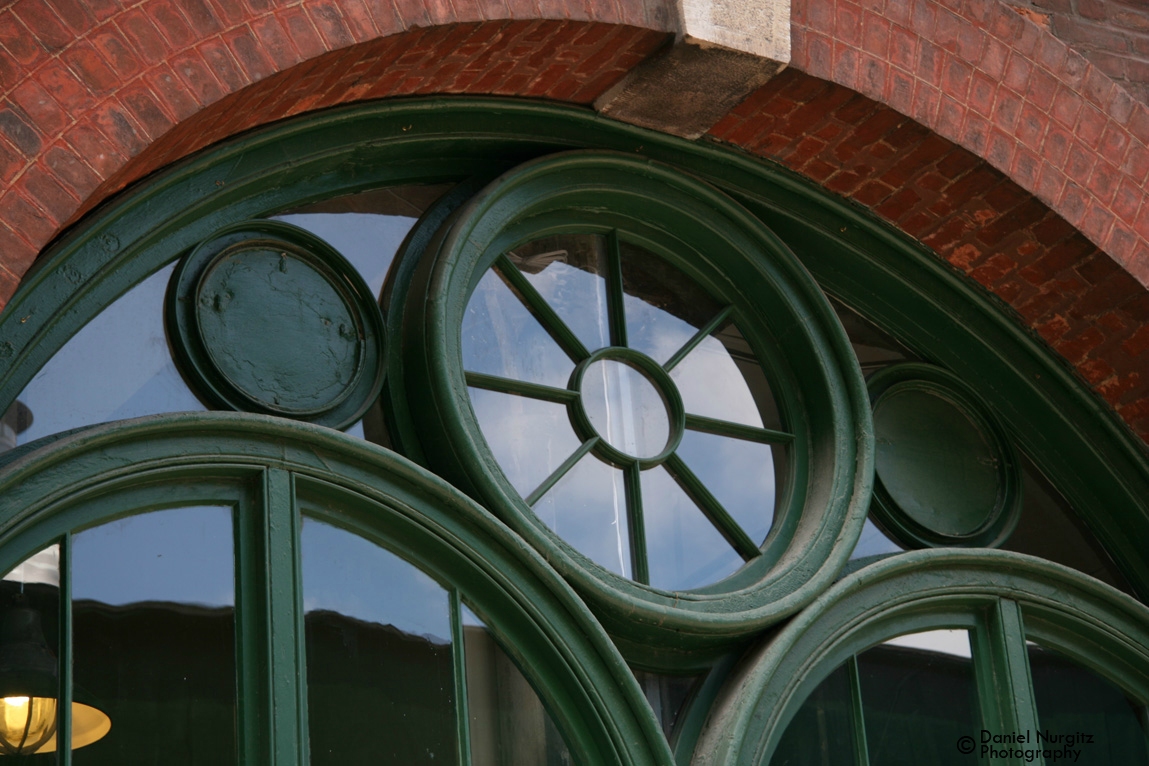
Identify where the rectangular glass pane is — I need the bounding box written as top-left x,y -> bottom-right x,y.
462,605 -> 573,766
857,629 -> 978,765
302,516 -> 456,765
72,506 -> 236,766
0,545 -> 61,758
1028,641 -> 1149,765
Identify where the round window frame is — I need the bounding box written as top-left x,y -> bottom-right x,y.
397,151 -> 874,667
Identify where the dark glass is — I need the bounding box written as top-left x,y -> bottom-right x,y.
507,235 -> 611,352
828,298 -> 917,375
631,668 -> 704,743
302,517 -> 456,765
0,545 -> 61,762
462,605 -> 574,765
532,453 -> 632,579
1004,453 -> 1134,594
462,269 -> 575,388
1028,642 -> 1149,765
72,507 -> 237,766
641,465 -> 744,591
857,630 -> 978,766
675,429 -> 776,548
14,265 -> 206,446
771,663 -> 858,766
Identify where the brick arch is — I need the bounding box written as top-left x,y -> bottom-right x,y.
790,0 -> 1149,287
0,0 -> 674,298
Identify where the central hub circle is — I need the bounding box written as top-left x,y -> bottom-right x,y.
579,358 -> 673,460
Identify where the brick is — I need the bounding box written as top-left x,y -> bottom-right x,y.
116,9 -> 170,66
145,65 -> 201,121
0,189 -> 58,245
62,41 -> 119,95
226,28 -> 278,83
44,143 -> 99,198
0,108 -> 42,159
176,0 -> 223,37
307,1 -> 356,48
90,27 -> 145,80
147,1 -> 197,49
10,79 -> 67,140
1027,66 -> 1059,111
171,50 -> 227,105
23,163 -> 80,223
889,24 -> 916,70
281,6 -> 328,59
12,0 -> 72,52
119,83 -> 175,141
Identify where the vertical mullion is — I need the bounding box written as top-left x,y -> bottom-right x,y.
58,533 -> 73,765
846,656 -> 871,766
606,232 -> 628,348
625,462 -> 649,584
266,468 -> 309,766
450,590 -> 473,766
235,482 -> 268,766
975,598 -> 1043,766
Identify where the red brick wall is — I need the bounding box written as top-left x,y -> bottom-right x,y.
711,69 -> 1149,442
1004,0 -> 1149,104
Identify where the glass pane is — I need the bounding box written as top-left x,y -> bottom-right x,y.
1004,452 -> 1134,595
670,321 -> 780,430
0,545 -> 62,758
468,387 -> 583,498
1028,641 -> 1149,764
620,241 -> 723,365
462,605 -> 574,766
507,235 -> 611,353
675,429 -> 776,547
829,297 -> 917,374
532,453 -> 632,579
632,668 -> 704,743
771,662 -> 858,766
72,506 -> 236,766
463,270 -> 575,388
642,465 -> 744,591
857,629 -> 978,765
14,265 -> 207,446
849,518 -> 904,560
273,184 -> 452,298
302,517 -> 455,766
581,360 -> 671,459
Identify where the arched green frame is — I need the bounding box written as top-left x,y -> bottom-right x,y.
0,413 -> 674,766
691,549 -> 1149,766
398,151 -> 872,665
0,97 -> 1144,628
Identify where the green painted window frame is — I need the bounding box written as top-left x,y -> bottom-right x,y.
691,549 -> 1149,766
0,413 -> 673,766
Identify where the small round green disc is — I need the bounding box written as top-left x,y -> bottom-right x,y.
868,363 -> 1020,548
168,220 -> 385,429
195,246 -> 362,415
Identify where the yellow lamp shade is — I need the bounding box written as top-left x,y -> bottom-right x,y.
0,696 -> 110,755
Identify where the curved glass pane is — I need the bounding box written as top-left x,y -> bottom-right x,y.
469,387 -> 583,498
1028,641 -> 1149,764
462,270 -> 574,388
670,321 -> 779,430
532,453 -> 632,579
642,465 -> 743,591
72,506 -> 236,766
302,517 -> 455,766
462,605 -> 574,765
771,663 -> 858,766
507,235 -> 610,353
581,360 -> 671,459
13,264 -> 206,447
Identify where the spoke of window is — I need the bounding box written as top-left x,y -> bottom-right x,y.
625,462 -> 649,585
59,533 -> 74,764
525,437 -> 599,507
684,413 -> 793,444
847,655 -> 872,766
663,454 -> 760,561
494,255 -> 590,363
450,590 -> 473,766
975,598 -> 1042,745
662,305 -> 734,373
606,232 -> 628,349
464,371 -> 579,404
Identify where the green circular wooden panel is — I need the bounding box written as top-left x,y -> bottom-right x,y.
397,151 -> 873,668
168,220 -> 385,429
868,363 -> 1020,548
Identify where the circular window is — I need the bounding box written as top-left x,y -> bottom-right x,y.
396,152 -> 873,665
